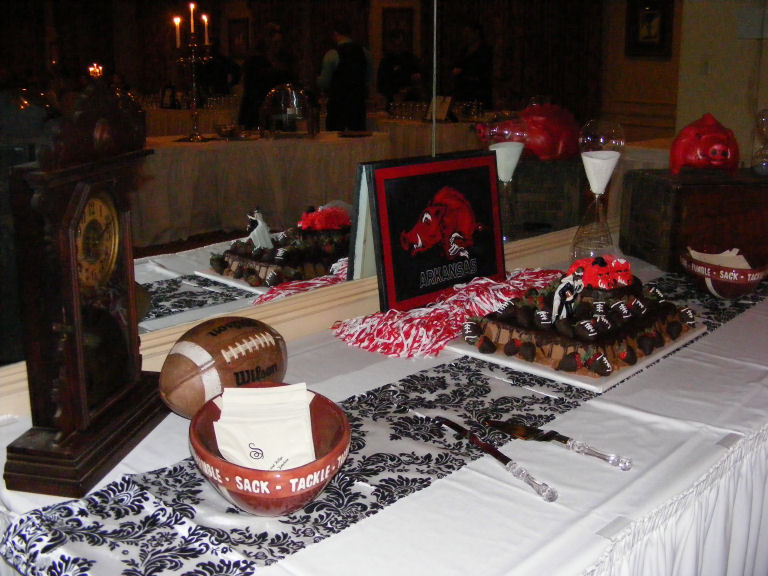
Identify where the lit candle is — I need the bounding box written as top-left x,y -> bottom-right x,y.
173,16 -> 181,48
189,3 -> 195,33
202,14 -> 209,45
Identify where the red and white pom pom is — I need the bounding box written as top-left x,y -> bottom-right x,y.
251,259 -> 348,305
334,268 -> 561,358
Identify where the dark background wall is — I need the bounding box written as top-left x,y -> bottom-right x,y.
0,0 -> 604,366
1,0 -> 604,123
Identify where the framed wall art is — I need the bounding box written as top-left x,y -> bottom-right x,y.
625,0 -> 673,59
349,151 -> 504,311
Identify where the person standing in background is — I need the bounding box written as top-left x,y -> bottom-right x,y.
239,22 -> 293,129
377,28 -> 422,105
318,19 -> 372,131
201,40 -> 241,97
451,21 -> 493,109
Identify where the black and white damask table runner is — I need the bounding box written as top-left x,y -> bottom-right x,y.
2,274 -> 765,575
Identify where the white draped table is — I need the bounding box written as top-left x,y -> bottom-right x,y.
132,132 -> 391,246
2,260 -> 767,576
374,118 -> 483,158
144,108 -> 239,138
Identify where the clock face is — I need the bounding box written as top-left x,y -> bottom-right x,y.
76,193 -> 120,289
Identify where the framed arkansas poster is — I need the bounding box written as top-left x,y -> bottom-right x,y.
352,151 -> 504,311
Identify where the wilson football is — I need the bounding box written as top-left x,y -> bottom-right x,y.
159,316 -> 288,418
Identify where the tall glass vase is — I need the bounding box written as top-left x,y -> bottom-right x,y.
571,118 -> 624,260
490,140 -> 524,242
571,192 -> 612,259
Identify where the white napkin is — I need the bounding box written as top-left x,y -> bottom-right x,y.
687,247 -> 751,269
213,384 -> 316,470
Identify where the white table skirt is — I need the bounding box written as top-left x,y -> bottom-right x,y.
132,133 -> 391,246
132,119 -> 484,247
2,273 -> 767,575
144,108 -> 239,138
375,118 -> 482,158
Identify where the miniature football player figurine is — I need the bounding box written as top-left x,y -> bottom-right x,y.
552,266 -> 584,322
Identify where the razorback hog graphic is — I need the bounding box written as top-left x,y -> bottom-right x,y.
400,186 -> 478,259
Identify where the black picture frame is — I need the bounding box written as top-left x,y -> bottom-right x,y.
625,0 -> 673,60
353,151 -> 505,312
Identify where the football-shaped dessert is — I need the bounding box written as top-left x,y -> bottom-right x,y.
159,316 -> 288,418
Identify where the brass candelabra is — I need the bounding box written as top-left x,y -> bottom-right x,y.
176,32 -> 211,142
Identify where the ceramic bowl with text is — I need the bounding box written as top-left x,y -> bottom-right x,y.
680,251 -> 768,299
189,382 -> 351,516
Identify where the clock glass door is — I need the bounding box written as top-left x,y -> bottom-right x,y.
71,182 -> 135,419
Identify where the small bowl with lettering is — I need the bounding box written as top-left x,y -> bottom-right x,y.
680,250 -> 768,299
189,382 -> 351,516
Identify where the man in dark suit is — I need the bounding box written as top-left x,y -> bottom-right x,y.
318,20 -> 372,131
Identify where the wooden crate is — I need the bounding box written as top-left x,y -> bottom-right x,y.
620,168 -> 768,271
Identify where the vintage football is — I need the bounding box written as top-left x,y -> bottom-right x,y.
159,316 -> 288,418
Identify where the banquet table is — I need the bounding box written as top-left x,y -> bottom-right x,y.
374,118 -> 483,158
144,107 -> 239,138
132,132 -> 391,246
2,254 -> 767,576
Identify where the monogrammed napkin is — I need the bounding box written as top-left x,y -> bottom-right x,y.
213,384 -> 316,470
688,247 -> 751,269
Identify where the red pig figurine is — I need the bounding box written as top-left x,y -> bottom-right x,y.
475,104 -> 580,161
519,103 -> 580,161
474,114 -> 527,146
669,113 -> 739,175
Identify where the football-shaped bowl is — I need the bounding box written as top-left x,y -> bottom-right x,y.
159,316 -> 287,418
189,382 -> 351,516
680,251 -> 768,299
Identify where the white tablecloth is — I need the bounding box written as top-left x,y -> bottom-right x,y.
132,132 -> 391,246
144,108 -> 239,137
2,265 -> 767,576
375,118 -> 482,158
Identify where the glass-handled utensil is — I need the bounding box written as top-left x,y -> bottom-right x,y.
434,416 -> 558,502
485,419 -> 632,471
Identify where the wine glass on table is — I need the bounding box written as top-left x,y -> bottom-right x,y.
488,113 -> 527,242
571,118 -> 625,260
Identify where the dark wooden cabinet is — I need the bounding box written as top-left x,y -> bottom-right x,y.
620,168 -> 768,271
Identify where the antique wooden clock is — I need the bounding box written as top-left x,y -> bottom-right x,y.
4,78 -> 168,497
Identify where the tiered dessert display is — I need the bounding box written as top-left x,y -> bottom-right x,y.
462,255 -> 697,379
210,206 -> 351,288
